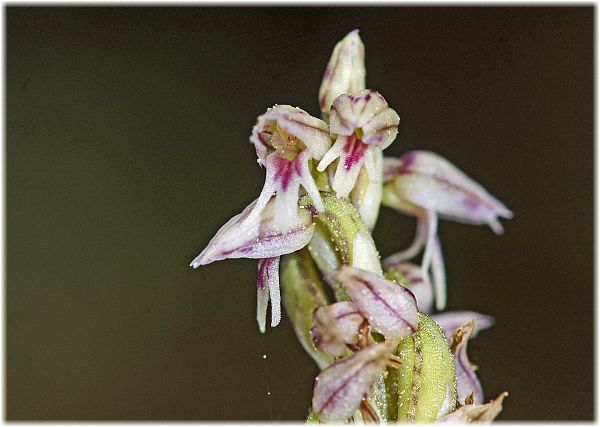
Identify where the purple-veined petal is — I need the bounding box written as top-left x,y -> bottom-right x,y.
436,392 -> 508,423
250,105 -> 331,164
390,262 -> 435,314
190,196 -> 314,267
450,320 -> 484,405
311,301 -> 364,357
318,30 -> 366,114
332,266 -> 418,339
388,151 -> 513,233
312,341 -> 397,422
431,311 -> 494,343
257,257 -> 281,333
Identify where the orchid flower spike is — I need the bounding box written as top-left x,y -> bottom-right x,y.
318,30 -> 366,115
383,150 -> 512,310
317,90 -> 400,198
190,196 -> 315,332
249,105 -> 331,233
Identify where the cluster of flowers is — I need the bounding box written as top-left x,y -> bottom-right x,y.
191,30 -> 512,423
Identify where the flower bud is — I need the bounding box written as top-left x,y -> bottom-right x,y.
281,250 -> 333,368
312,341 -> 397,422
311,302 -> 364,357
331,266 -> 418,340
318,30 -> 366,114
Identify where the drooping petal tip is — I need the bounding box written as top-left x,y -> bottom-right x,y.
190,196 -> 315,267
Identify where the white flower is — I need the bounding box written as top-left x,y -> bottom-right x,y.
383,150 -> 512,310
318,90 -> 400,198
249,105 -> 331,233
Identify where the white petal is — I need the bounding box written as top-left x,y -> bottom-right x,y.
390,151 -> 513,231
334,266 -> 418,339
190,196 -> 314,266
351,232 -> 383,275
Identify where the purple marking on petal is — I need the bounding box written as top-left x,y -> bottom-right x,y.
364,93 -> 371,102
398,151 -> 417,175
462,196 -> 480,211
343,135 -> 367,172
353,275 -> 418,334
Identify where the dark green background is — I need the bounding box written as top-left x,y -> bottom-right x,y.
7,7 -> 593,420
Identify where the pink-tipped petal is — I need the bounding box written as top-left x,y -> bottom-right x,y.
389,151 -> 512,232
190,197 -> 314,267
451,320 -> 484,405
334,266 -> 418,339
312,341 -> 397,422
311,302 -> 364,357
318,30 -> 366,114
431,311 -> 494,343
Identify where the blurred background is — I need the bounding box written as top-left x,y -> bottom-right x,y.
7,7 -> 593,421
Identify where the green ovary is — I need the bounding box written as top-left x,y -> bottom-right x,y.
390,313 -> 457,423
